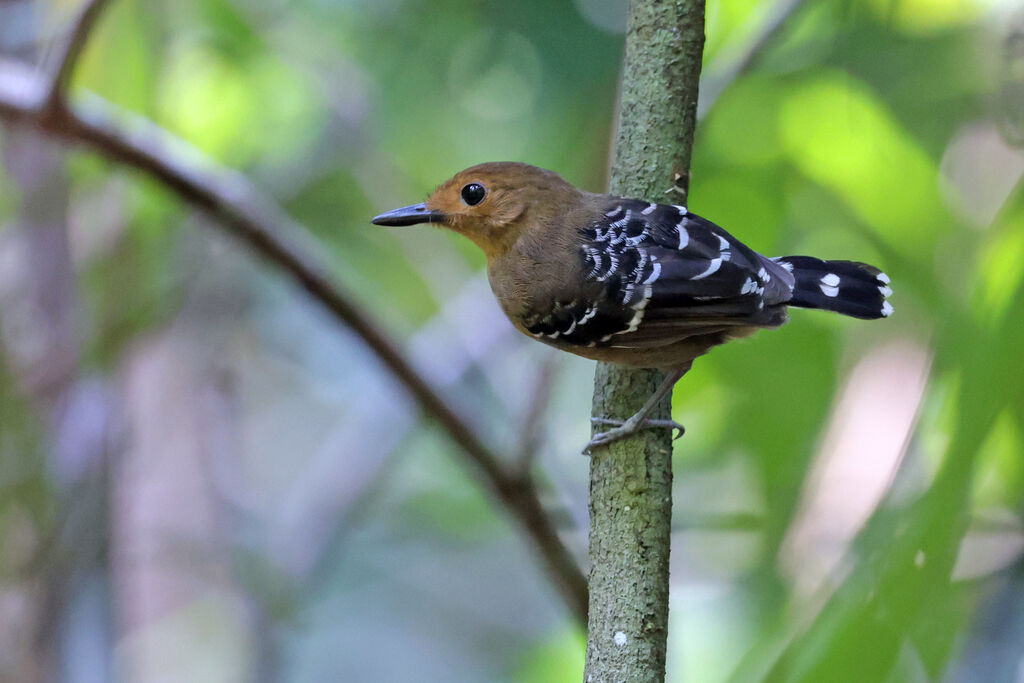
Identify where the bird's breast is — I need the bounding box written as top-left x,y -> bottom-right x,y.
486,255 -> 537,326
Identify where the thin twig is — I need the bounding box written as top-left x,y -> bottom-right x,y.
0,59 -> 588,624
44,0 -> 113,110
697,0 -> 809,121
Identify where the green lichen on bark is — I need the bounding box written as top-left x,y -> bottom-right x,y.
585,1 -> 706,682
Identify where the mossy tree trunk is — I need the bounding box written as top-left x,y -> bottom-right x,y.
585,1 -> 706,681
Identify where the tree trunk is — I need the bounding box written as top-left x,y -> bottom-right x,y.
584,1 -> 706,681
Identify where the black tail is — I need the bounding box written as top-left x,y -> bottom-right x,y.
773,255 -> 892,320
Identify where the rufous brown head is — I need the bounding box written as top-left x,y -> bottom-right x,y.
372,162 -> 579,259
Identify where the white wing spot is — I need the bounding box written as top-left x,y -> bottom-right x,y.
583,247 -> 605,279
716,235 -> 733,261
605,206 -> 622,217
740,277 -> 757,295
632,250 -> 649,278
677,222 -> 689,250
777,260 -> 794,272
624,309 -> 644,332
672,205 -> 688,215
622,282 -> 639,306
691,257 -> 722,280
757,267 -> 768,281
613,287 -> 652,337
624,232 -> 647,247
819,284 -> 840,297
641,203 -> 657,215
643,259 -> 662,285
596,252 -> 619,282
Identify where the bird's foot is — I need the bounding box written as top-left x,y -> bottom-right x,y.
584,417 -> 685,454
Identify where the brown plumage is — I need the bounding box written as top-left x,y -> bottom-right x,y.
372,162 -> 892,448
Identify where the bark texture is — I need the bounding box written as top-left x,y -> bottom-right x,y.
585,1 -> 706,681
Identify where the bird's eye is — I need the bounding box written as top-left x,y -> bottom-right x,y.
461,183 -> 487,206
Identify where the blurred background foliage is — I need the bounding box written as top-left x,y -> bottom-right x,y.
0,0 -> 1022,681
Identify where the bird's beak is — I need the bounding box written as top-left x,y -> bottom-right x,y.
371,202 -> 443,226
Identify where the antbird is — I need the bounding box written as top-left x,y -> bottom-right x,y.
372,162 -> 892,452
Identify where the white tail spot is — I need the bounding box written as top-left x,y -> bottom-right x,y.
820,284 -> 840,297
821,273 -> 840,287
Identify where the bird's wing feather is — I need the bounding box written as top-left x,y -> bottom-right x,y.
522,199 -> 795,349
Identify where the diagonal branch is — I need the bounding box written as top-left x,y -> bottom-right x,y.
44,0 -> 114,110
0,59 -> 588,624
697,0 -> 809,121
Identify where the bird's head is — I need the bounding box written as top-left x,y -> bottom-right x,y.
372,162 -> 580,259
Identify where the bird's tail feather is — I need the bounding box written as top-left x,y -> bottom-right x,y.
773,255 -> 892,320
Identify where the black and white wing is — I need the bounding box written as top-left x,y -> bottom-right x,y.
522,199 -> 795,348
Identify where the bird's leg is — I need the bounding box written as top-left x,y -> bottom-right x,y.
584,366 -> 689,454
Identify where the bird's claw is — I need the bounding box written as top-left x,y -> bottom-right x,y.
583,417 -> 685,454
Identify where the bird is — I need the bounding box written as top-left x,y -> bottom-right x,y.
372,162 -> 892,452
